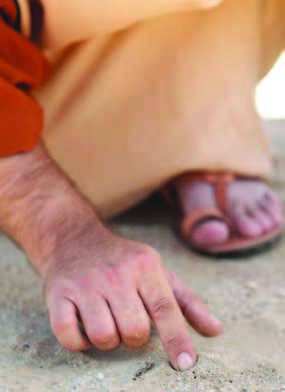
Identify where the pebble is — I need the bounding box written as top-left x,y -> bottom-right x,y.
245,281 -> 257,291
96,373 -> 105,380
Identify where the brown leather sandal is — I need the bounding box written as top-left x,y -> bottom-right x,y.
162,172 -> 283,257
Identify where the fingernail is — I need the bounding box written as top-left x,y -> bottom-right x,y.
177,352 -> 196,371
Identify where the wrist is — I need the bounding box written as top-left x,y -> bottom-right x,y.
0,144 -> 107,277
16,188 -> 107,278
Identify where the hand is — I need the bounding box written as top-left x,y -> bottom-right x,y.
44,228 -> 222,371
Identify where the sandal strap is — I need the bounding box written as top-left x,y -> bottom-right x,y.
162,171 -> 235,213
171,173 -> 236,244
172,171 -> 234,186
180,206 -> 234,244
161,187 -> 178,210
214,173 -> 235,213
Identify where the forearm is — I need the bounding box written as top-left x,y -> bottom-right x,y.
0,143 -> 107,277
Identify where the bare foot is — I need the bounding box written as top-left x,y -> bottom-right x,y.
175,178 -> 282,247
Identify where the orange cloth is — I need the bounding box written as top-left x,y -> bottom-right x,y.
0,0 -> 50,157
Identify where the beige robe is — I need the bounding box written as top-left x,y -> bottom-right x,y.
20,0 -> 285,218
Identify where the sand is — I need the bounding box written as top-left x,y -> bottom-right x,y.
0,120 -> 285,392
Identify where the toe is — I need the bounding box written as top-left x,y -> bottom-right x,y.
246,205 -> 274,233
191,220 -> 230,246
263,192 -> 283,226
232,205 -> 263,238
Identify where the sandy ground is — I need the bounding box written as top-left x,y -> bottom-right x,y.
0,120 -> 284,392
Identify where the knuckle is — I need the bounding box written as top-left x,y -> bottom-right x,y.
151,296 -> 176,317
51,318 -> 74,335
165,333 -> 189,351
126,322 -> 150,339
90,330 -> 119,350
165,335 -> 181,347
56,334 -> 86,353
102,265 -> 119,280
135,246 -> 161,271
77,276 -> 93,291
123,322 -> 150,347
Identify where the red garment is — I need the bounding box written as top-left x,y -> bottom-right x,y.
0,0 -> 50,156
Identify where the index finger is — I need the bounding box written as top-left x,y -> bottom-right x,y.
137,261 -> 197,371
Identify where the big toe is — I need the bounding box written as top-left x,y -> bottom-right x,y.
191,220 -> 230,246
